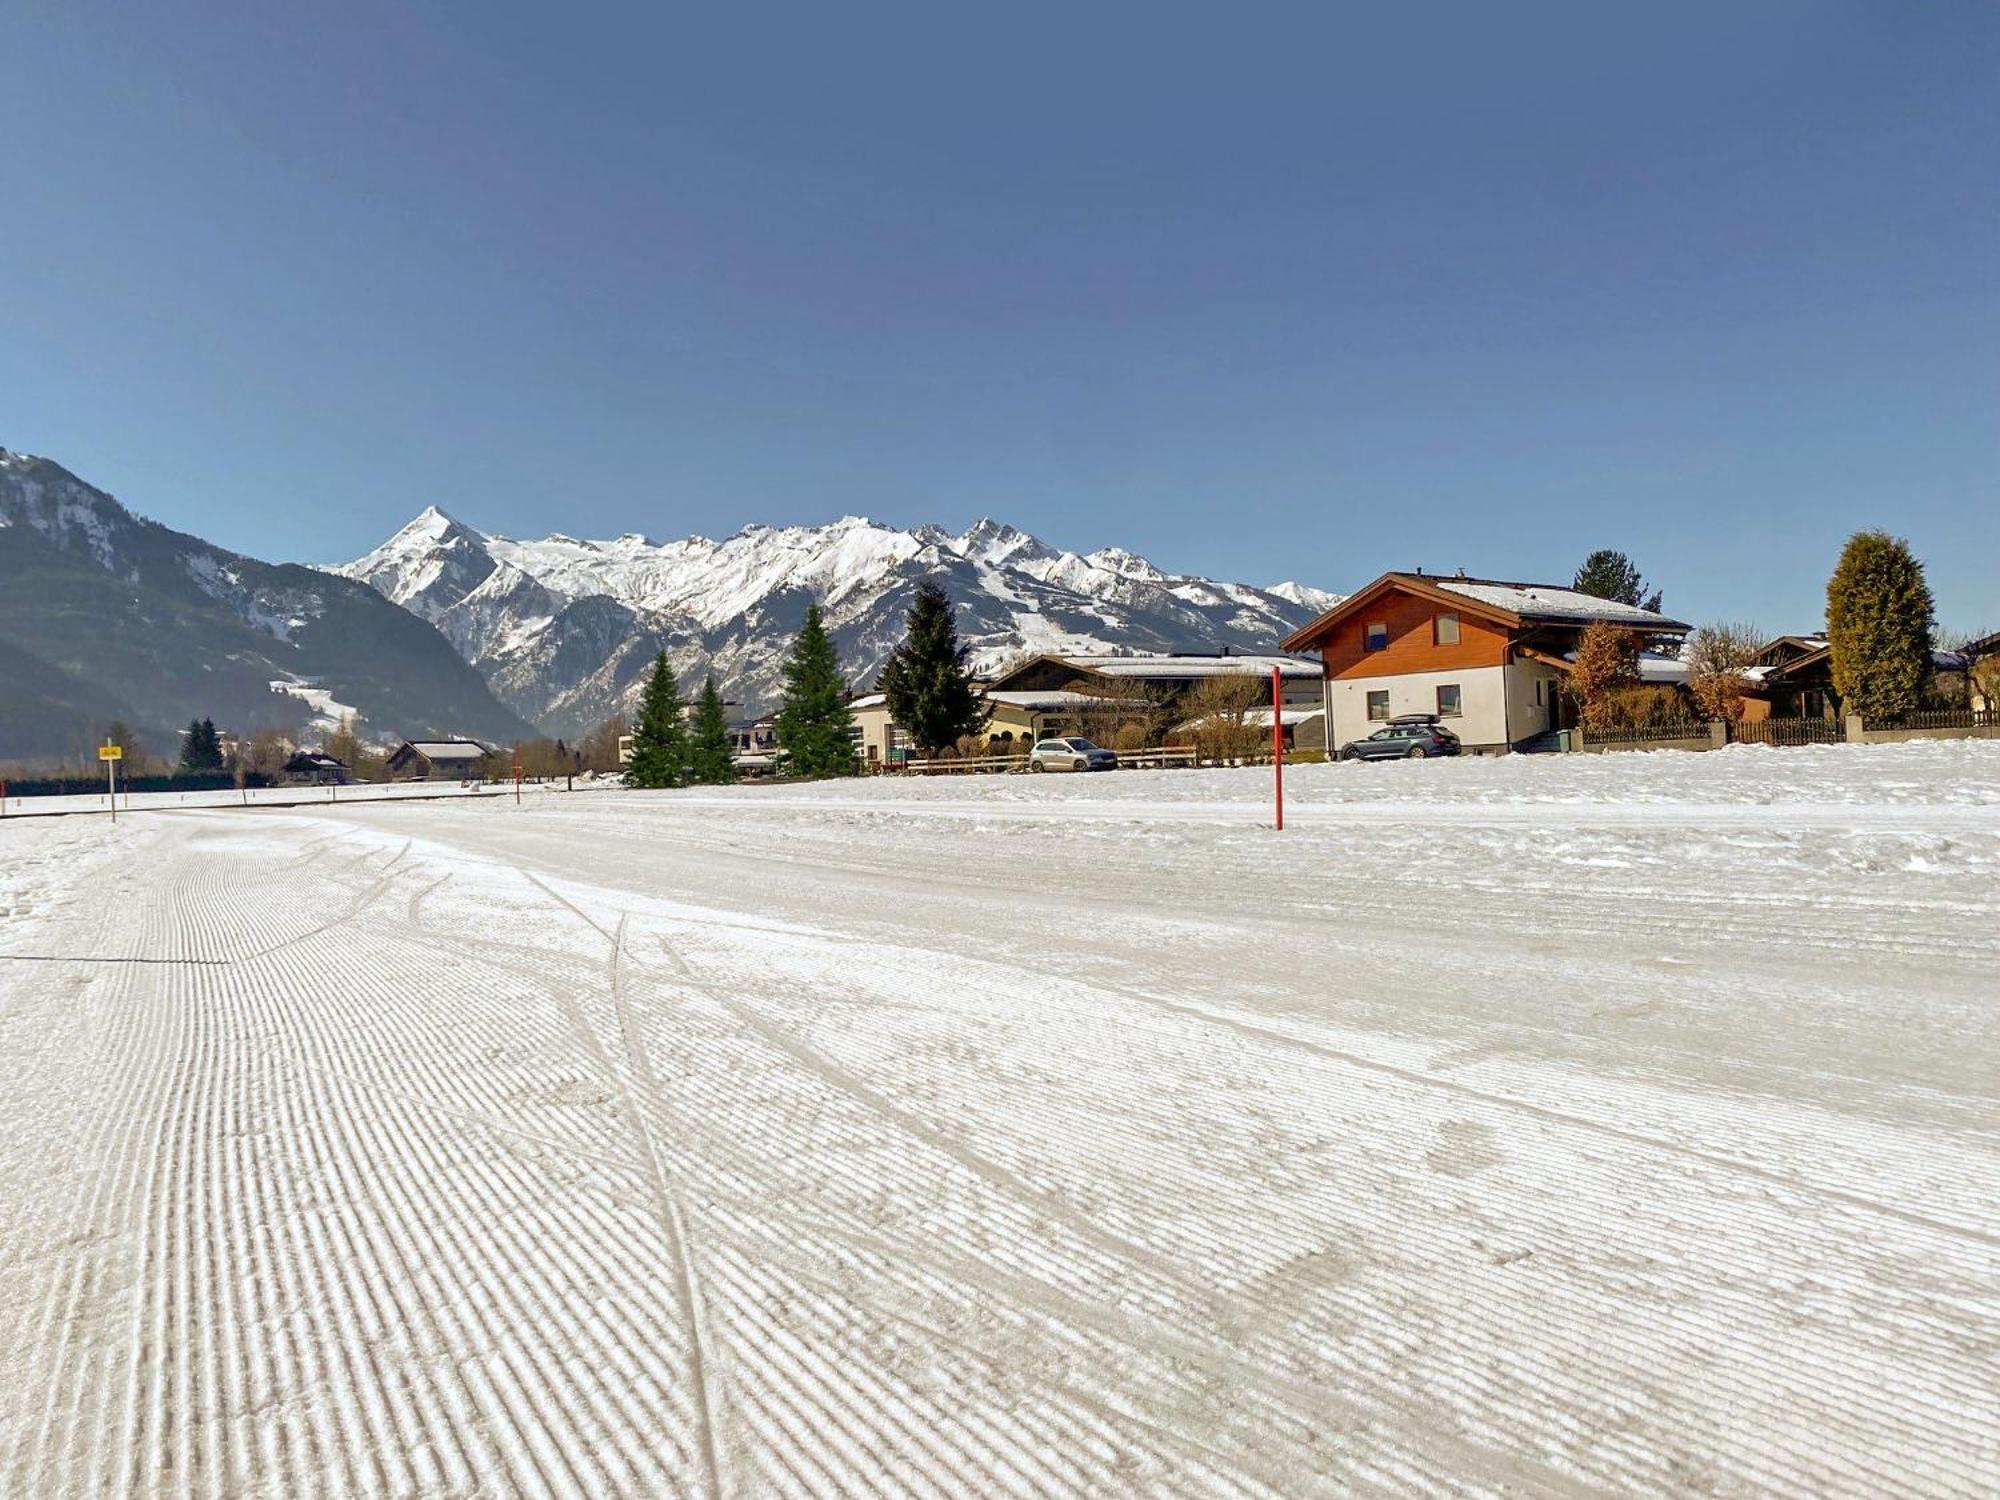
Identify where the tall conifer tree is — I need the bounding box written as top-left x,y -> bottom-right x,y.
880,580 -> 989,755
625,652 -> 689,788
774,602 -> 855,777
178,716 -> 224,774
1573,550 -> 1664,613
687,674 -> 737,785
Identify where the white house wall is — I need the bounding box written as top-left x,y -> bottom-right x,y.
1503,661 -> 1562,743
1328,664 -> 1511,749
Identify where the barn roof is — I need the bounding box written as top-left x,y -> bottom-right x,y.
400,740 -> 490,760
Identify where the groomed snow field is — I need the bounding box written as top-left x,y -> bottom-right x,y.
2,741 -> 1996,1498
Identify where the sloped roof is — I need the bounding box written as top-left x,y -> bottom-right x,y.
400,740 -> 490,760
984,689 -> 1142,710
1067,653 -> 1320,679
1283,571 -> 1689,651
1430,578 -> 1686,629
991,652 -> 1320,690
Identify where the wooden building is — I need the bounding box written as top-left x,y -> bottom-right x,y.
384,739 -> 492,781
1282,572 -> 1688,752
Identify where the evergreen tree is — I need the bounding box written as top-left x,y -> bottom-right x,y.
1826,531 -> 1935,721
1573,549 -> 1664,614
774,601 -> 856,777
687,674 -> 737,784
879,580 -> 990,755
624,652 -> 689,788
177,716 -> 224,774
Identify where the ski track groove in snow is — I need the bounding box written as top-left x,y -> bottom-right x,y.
1,742 -> 1997,1497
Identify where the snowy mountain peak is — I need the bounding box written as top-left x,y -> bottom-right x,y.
335,508 -> 1342,733
952,517 -> 1058,571
1084,546 -> 1167,583
1266,579 -> 1344,613
403,504 -> 474,540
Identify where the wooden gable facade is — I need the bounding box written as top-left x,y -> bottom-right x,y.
1284,574 -> 1521,677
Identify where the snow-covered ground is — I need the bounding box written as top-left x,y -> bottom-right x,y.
0,779 -> 525,819
2,742 -> 1996,1497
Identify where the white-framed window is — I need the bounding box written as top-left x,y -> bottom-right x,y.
1366,689 -> 1391,721
1364,621 -> 1388,651
1436,683 -> 1462,717
1434,611 -> 1459,646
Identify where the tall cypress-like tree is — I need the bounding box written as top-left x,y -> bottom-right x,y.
1573,550 -> 1664,614
879,579 -> 989,755
625,652 -> 689,788
687,674 -> 737,785
774,601 -> 855,777
1826,531 -> 1935,721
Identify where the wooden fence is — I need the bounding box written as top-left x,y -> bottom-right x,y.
1574,723 -> 1711,752
1731,717 -> 1845,747
1860,708 -> 1998,733
1575,716 -> 1858,752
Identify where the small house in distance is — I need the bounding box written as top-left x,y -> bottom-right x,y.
281,751 -> 352,785
1282,572 -> 1688,753
385,739 -> 491,781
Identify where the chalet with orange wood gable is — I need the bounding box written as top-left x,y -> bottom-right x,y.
1281,572 -> 1688,753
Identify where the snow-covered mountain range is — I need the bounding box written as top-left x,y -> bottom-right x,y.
0,448 -> 533,759
336,510 -> 1341,735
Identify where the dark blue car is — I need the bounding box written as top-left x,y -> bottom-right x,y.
1338,715 -> 1462,761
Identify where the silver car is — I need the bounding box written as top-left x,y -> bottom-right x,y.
1029,735 -> 1119,772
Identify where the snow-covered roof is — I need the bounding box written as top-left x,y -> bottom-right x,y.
984,689 -> 1140,710
1557,651 -> 1689,684
1059,653 -> 1321,679
1433,578 -> 1685,630
1248,706 -> 1324,727
1171,705 -> 1323,733
402,740 -> 490,760
847,693 -> 887,710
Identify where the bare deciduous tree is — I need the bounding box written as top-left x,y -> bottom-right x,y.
1064,676 -> 1164,749
1686,620 -> 1765,722
578,713 -> 630,772
1178,675 -> 1269,763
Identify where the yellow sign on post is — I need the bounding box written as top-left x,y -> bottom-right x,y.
100,743 -> 123,822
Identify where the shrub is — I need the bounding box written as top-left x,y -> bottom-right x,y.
1569,623 -> 1642,731
1596,684 -> 1695,728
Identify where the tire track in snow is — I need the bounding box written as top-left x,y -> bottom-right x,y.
524,873 -> 726,1500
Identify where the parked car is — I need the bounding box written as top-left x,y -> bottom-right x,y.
1029,736 -> 1119,772
1338,716 -> 1462,761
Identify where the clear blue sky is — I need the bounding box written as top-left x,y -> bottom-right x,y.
3,2 -> 1995,630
